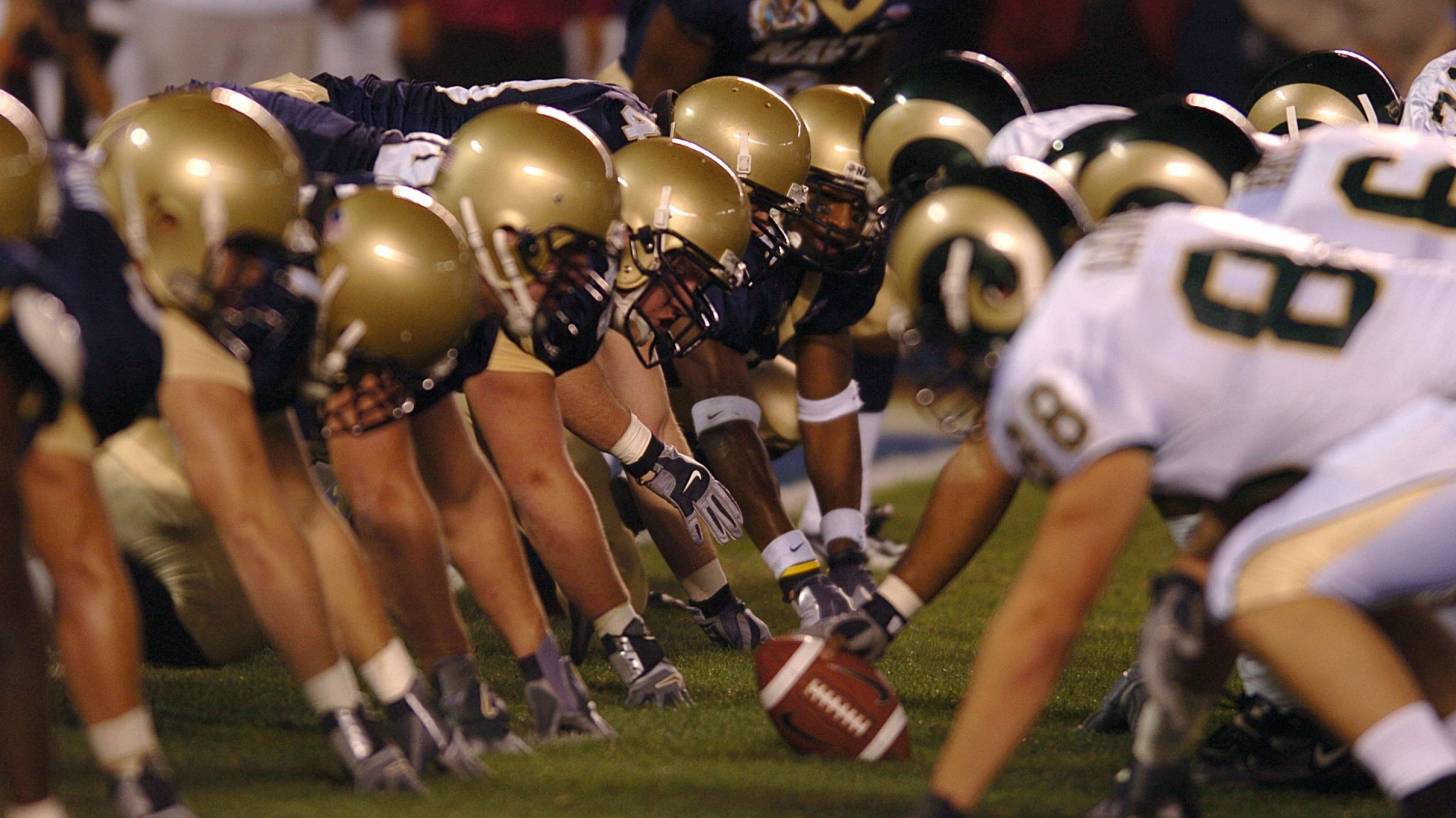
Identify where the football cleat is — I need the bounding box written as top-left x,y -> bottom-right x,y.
1081,663 -> 1150,734
108,753 -> 196,818
434,674 -> 530,756
321,705 -> 425,793
789,572 -> 853,630
690,595 -> 772,650
827,550 -> 877,607
864,504 -> 908,571
384,679 -> 488,778
523,658 -> 616,741
601,618 -> 692,707
1086,761 -> 1201,818
1195,695 -> 1371,792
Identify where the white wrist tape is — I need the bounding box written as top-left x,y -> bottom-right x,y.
820,507 -> 866,549
797,380 -> 863,423
609,414 -> 654,465
762,530 -> 820,580
877,574 -> 925,621
692,395 -> 762,434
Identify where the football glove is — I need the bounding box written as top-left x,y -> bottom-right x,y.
635,442 -> 743,545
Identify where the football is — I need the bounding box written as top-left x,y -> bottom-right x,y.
755,634 -> 910,761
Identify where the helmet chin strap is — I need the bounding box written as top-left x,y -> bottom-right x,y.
1284,105 -> 1301,140
459,194 -> 534,338
1357,93 -> 1378,125
941,237 -> 974,334
318,318 -> 367,383
491,227 -> 536,338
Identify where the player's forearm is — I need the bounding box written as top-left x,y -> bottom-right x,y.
556,358 -> 634,451
890,436 -> 1018,606
928,577 -> 1088,811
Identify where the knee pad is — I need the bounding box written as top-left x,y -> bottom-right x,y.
692,395 -> 762,434
797,380 -> 863,424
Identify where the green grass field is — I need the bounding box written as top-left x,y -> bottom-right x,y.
49,480 -> 1392,817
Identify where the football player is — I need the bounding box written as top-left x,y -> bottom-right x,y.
244,72 -> 765,649
0,92 -> 71,818
637,76 -> 882,627
430,105 -> 693,706
0,91 -> 196,818
618,0 -> 918,100
90,89 -> 435,794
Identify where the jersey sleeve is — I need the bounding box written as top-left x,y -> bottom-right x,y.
188,82 -> 395,174
986,338 -> 1161,485
1402,48 -> 1456,140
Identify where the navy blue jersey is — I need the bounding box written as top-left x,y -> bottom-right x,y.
182,82 -> 398,176
310,74 -> 660,151
410,316 -> 499,414
703,242 -> 883,364
0,145 -> 163,443
620,0 -> 917,93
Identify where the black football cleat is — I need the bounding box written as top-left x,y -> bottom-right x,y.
109,753 -> 196,818
321,705 -> 425,793
1081,663 -> 1150,734
1195,694 -> 1372,792
1086,761 -> 1200,818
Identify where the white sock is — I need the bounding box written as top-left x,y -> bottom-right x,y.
302,658 -> 363,715
359,638 -> 418,705
681,560 -> 728,602
857,411 -> 885,512
5,797 -> 68,818
821,507 -> 866,551
1352,701 -> 1456,799
592,602 -> 639,638
86,707 -> 159,777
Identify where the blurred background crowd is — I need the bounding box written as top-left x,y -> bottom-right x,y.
1,0 -> 1452,150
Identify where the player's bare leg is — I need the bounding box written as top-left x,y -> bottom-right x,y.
674,340 -> 849,627
159,380 -> 420,792
566,433 -> 648,611
0,367 -> 60,815
795,329 -> 873,604
18,437 -> 197,815
325,415 -> 473,668
409,398 -> 611,738
464,369 -> 689,707
569,335 -> 768,647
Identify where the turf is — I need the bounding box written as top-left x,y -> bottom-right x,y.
50,480 -> 1391,817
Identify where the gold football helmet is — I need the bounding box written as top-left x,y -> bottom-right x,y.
0,90 -> 57,241
614,136 -> 751,365
93,88 -> 308,315
861,52 -> 1031,206
1068,95 -> 1259,222
671,76 -> 811,261
1246,50 -> 1401,136
313,186 -> 483,435
431,103 -> 622,373
789,84 -> 879,275
888,158 -> 1088,434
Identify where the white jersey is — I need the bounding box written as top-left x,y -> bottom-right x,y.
985,105 -> 1132,167
986,204 -> 1456,501
1228,125 -> 1456,262
1402,48 -> 1456,140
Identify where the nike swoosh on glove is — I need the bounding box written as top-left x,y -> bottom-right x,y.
640,444 -> 744,544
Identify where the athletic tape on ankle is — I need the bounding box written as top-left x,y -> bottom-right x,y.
609,414 -> 654,465
797,380 -> 863,423
592,602 -> 639,638
86,707 -> 158,774
1353,701 -> 1456,799
302,658 -> 363,715
692,395 -> 762,433
5,797 -> 68,818
877,575 -> 924,621
360,638 -> 418,704
681,560 -> 729,602
820,507 -> 866,548
763,530 -> 820,580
